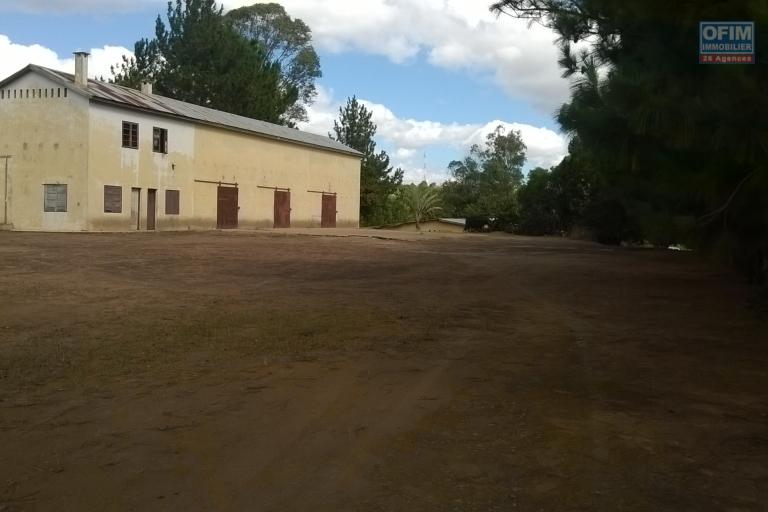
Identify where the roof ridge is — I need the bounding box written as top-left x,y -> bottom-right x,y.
6,64 -> 361,158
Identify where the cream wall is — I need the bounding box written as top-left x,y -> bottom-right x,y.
0,71 -> 361,232
191,125 -> 361,229
0,74 -> 90,231
87,102 -> 196,231
0,155 -> 6,227
87,109 -> 361,230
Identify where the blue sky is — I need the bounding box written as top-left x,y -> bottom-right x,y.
0,0 -> 570,182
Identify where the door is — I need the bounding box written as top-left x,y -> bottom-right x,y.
217,186 -> 239,229
146,189 -> 156,231
130,188 -> 141,230
321,194 -> 337,228
273,190 -> 291,228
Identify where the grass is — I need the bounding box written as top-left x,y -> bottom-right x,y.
0,303 -> 424,388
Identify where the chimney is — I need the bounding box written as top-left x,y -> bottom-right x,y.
141,81 -> 153,95
73,51 -> 90,87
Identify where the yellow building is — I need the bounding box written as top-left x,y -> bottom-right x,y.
0,53 -> 362,232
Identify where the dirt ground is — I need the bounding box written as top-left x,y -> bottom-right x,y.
0,230 -> 766,511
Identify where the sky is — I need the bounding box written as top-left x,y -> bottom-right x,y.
0,0 -> 571,183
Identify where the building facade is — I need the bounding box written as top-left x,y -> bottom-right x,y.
0,54 -> 362,232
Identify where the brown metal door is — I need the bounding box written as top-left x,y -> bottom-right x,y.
273,190 -> 291,228
146,189 -> 156,231
321,194 -> 337,228
217,186 -> 239,229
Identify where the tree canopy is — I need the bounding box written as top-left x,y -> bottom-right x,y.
492,0 -> 768,283
226,3 -> 322,125
442,126 -> 526,225
331,96 -> 404,226
112,0 -> 299,125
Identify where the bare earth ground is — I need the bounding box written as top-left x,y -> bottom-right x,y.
0,230 -> 766,512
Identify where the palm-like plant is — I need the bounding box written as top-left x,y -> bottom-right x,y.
404,183 -> 442,231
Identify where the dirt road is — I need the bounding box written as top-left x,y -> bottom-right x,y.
0,231 -> 766,511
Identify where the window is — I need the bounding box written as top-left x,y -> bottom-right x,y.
153,127 -> 168,154
165,190 -> 180,215
122,121 -> 139,149
104,185 -> 122,213
43,184 -> 67,212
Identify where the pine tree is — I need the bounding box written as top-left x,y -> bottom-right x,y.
112,0 -> 297,124
492,0 -> 768,282
331,97 -> 404,225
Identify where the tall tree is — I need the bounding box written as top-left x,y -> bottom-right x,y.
331,96 -> 404,225
516,167 -> 560,236
492,0 -> 768,283
442,125 -> 526,223
226,3 -> 322,125
112,0 -> 297,124
516,138 -> 599,237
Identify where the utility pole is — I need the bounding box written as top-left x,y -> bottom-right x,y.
1,155 -> 10,226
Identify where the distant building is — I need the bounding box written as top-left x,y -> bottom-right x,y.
383,218 -> 466,234
0,52 -> 362,232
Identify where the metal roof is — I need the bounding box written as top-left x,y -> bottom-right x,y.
1,65 -> 362,158
439,218 -> 467,226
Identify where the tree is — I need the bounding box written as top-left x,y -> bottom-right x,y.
442,125 -> 526,226
404,182 -> 442,230
330,96 -> 404,226
112,0 -> 297,124
491,0 -> 768,283
516,167 -> 560,235
516,138 -> 600,237
226,3 -> 322,125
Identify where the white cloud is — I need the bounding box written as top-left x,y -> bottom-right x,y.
301,86 -> 567,183
1,0 -> 568,108
224,0 -> 569,110
0,35 -> 133,82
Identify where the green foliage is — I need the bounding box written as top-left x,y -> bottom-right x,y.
492,0 -> 768,283
403,182 -> 443,229
330,96 -> 404,226
516,138 -> 598,236
226,3 -> 321,125
442,125 -> 526,223
111,0 -> 298,124
516,167 -> 560,235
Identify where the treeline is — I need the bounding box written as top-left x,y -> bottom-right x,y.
330,97 -> 531,229
486,0 -> 768,286
360,0 -> 768,290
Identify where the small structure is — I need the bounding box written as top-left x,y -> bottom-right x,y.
0,53 -> 362,232
383,218 -> 466,233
